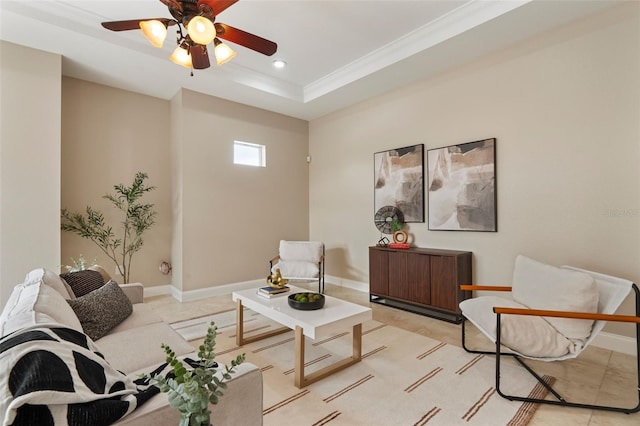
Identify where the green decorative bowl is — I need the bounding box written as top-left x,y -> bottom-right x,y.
288,293 -> 325,310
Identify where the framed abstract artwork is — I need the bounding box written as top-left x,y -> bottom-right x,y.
427,138 -> 497,231
374,144 -> 424,224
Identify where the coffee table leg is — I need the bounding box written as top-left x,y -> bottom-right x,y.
235,299 -> 289,347
353,323 -> 362,361
236,299 -> 244,346
294,326 -> 305,388
294,323 -> 363,388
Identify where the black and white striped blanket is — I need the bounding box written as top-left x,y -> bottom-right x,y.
0,324 -> 159,426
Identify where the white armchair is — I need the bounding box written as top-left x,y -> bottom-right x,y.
269,240 -> 325,293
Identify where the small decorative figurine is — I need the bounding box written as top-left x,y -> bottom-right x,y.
266,268 -> 289,288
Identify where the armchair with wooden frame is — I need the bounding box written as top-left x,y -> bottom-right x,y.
459,255 -> 640,414
269,240 -> 325,294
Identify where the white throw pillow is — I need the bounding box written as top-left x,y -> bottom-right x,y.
24,267 -> 74,299
460,296 -> 575,358
0,284 -> 27,336
512,255 -> 599,342
0,281 -> 82,336
501,313 -> 576,358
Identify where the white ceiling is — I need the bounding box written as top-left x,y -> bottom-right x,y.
0,0 -> 622,120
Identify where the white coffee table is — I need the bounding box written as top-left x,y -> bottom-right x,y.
232,285 -> 372,388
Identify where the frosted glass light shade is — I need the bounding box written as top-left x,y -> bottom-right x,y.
214,40 -> 236,66
139,20 -> 167,48
187,16 -> 216,45
170,46 -> 192,68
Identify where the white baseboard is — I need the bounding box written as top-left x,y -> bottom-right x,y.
591,331 -> 637,356
325,274 -> 369,293
142,285 -> 172,298
177,279 -> 264,302
142,280 -> 263,302
145,276 -> 636,356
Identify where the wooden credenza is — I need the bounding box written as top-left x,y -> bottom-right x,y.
369,246 -> 472,323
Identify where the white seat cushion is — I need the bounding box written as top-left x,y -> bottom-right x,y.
512,255 -> 599,342
107,303 -> 163,334
96,322 -> 194,374
272,260 -> 319,279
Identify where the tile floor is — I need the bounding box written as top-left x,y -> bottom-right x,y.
146,282 -> 639,426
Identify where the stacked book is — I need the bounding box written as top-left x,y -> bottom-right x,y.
389,243 -> 410,249
257,286 -> 290,298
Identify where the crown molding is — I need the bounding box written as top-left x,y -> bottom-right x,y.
304,0 -> 531,102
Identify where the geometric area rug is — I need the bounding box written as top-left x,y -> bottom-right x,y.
170,309 -> 554,426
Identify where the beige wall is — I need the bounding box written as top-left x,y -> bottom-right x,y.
58,79 -> 309,293
309,3 -> 640,336
61,78 -> 173,286
173,89 -> 309,291
0,41 -> 61,307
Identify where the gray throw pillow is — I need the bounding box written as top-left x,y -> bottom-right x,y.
60,270 -> 106,297
67,280 -> 133,341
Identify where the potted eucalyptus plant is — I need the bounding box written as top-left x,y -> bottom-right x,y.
143,322 -> 245,426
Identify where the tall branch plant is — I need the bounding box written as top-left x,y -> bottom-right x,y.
61,172 -> 157,283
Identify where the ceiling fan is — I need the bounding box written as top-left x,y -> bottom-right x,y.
101,0 -> 277,71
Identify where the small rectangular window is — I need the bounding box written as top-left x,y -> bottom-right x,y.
234,141 -> 266,167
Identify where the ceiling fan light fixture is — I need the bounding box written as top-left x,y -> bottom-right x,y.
214,39 -> 237,66
101,0 -> 277,74
139,20 -> 167,48
170,45 -> 192,68
187,16 -> 216,45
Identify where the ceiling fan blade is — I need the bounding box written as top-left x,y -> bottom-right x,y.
190,44 -> 211,70
101,18 -> 173,31
197,0 -> 239,17
215,23 -> 277,56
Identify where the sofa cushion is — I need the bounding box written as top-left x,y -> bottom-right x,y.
24,267 -> 74,299
0,281 -> 83,336
512,255 -> 599,342
107,303 -> 163,334
60,269 -> 106,297
67,280 -> 133,341
97,322 -> 195,374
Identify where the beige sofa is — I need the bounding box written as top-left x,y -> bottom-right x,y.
0,267 -> 263,426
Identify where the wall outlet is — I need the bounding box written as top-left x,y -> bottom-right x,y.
114,266 -> 123,276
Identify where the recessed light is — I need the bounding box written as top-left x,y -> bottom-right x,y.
272,59 -> 287,69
